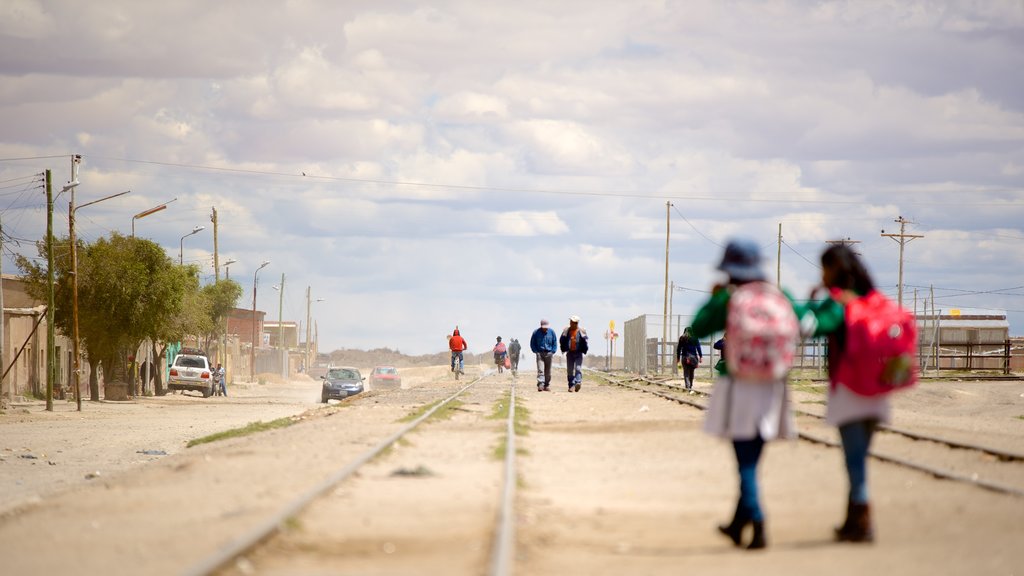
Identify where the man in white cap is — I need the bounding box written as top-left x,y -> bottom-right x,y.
530,318 -> 558,391
560,315 -> 589,392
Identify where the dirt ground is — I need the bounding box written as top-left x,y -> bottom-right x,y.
1,364 -> 1022,575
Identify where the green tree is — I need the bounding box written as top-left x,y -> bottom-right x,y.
200,279 -> 243,351
16,233 -> 203,400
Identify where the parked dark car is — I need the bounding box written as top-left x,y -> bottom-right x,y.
320,366 -> 365,403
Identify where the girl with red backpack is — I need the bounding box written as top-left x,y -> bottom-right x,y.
806,244 -> 913,543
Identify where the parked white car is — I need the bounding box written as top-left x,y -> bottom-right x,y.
167,349 -> 214,397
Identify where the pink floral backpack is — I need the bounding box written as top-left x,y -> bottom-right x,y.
725,282 -> 800,382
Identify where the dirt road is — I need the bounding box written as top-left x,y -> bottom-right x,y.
1,367 -> 1022,575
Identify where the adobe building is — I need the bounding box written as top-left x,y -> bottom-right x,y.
1,274 -> 78,401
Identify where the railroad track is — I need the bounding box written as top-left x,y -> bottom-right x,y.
183,372 -> 520,576
594,370 -> 1024,498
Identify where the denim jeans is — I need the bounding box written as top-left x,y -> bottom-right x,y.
733,437 -> 765,522
839,420 -> 876,504
536,352 -> 553,386
566,351 -> 584,386
451,351 -> 464,372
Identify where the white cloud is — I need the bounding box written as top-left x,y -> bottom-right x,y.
0,0 -> 1022,354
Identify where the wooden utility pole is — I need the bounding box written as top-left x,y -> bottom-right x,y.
45,170 -> 55,411
776,223 -> 782,286
211,207 -> 219,281
278,273 -> 286,379
662,201 -> 670,373
881,216 -> 924,308
69,155 -> 82,410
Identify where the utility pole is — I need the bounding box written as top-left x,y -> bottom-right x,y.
278,273 -> 286,379
776,223 -> 782,286
68,154 -> 82,410
881,216 -> 924,308
662,201 -> 670,374
211,207 -> 219,281
45,170 -> 55,411
305,286 -> 311,373
826,237 -> 861,253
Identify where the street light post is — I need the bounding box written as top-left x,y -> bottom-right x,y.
71,187 -> 132,406
132,198 -> 176,237
217,258 -> 237,369
250,260 -> 270,383
305,287 -> 324,375
179,225 -> 205,265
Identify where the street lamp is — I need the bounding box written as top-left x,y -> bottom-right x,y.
250,260 -> 270,383
217,258 -> 238,368
220,258 -> 237,279
70,186 -> 131,407
132,198 -> 177,237
179,225 -> 205,265
271,276 -> 287,379
305,288 -> 325,374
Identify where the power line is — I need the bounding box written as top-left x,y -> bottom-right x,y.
85,154 -> 1024,207
670,204 -> 722,247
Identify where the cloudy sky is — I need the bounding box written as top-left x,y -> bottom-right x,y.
1,0 -> 1022,356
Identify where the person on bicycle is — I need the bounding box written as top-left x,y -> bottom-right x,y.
449,327 -> 468,374
493,336 -> 508,373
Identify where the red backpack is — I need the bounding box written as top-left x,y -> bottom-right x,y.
832,289 -> 918,396
725,282 -> 800,382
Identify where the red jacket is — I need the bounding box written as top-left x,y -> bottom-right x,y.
449,330 -> 467,352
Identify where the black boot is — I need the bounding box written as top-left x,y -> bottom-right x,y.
836,503 -> 874,543
717,504 -> 750,547
834,501 -> 854,540
747,520 -> 766,550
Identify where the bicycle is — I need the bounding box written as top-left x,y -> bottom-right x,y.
451,351 -> 464,380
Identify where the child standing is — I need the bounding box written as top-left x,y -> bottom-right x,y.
806,244 -> 894,543
691,239 -> 804,550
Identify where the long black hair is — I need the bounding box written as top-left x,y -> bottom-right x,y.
821,245 -> 874,295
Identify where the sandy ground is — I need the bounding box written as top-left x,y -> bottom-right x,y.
0,364 -> 1022,575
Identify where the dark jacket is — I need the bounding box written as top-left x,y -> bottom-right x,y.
559,327 -> 589,354
676,335 -> 702,363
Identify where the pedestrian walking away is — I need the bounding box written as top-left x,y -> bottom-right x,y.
691,238 -> 807,551
805,244 -> 917,544
560,315 -> 589,392
449,327 -> 468,375
508,338 -> 522,375
530,319 -> 558,391
676,326 -> 702,390
493,336 -> 508,373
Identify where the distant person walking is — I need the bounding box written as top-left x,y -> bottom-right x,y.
692,238 -> 804,551
493,336 -> 508,373
560,315 -> 589,392
806,244 -> 915,543
508,338 -> 522,374
530,319 -> 558,391
676,326 -> 702,390
449,327 -> 468,375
